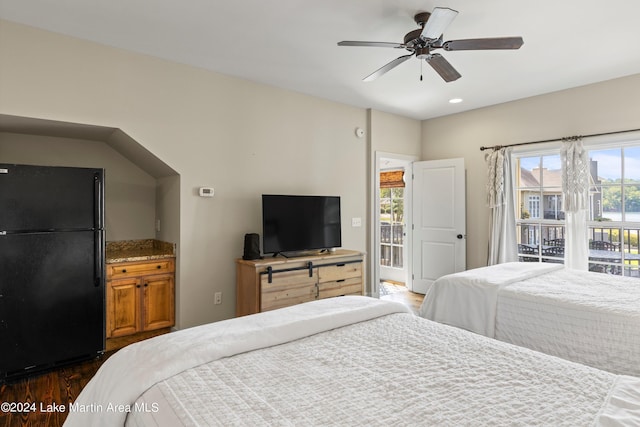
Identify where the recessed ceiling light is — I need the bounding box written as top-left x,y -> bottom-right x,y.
449,98 -> 463,104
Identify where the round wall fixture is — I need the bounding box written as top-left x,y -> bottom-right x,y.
355,127 -> 365,138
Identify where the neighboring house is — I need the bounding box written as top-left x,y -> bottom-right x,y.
519,167 -> 564,220
518,160 -> 603,221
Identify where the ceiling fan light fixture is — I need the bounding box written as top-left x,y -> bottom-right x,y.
415,47 -> 430,59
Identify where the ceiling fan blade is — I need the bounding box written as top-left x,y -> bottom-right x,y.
363,54 -> 413,82
443,37 -> 524,51
421,7 -> 458,40
426,53 -> 461,82
338,41 -> 405,48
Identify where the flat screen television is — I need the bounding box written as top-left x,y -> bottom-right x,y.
262,194 -> 342,255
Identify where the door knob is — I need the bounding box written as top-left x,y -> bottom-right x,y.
457,234 -> 464,239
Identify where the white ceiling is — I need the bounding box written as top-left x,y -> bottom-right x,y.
2,0 -> 640,120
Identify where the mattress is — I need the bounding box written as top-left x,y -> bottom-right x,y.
65,296 -> 640,426
419,262 -> 640,376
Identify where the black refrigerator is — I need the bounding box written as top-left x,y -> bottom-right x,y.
0,164 -> 105,381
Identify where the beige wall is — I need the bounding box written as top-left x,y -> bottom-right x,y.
0,132 -> 157,241
422,73 -> 640,269
367,109 -> 422,292
0,20 -> 370,328
369,109 -> 422,157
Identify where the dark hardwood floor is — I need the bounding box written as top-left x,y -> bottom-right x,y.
0,328 -> 170,427
0,352 -> 114,427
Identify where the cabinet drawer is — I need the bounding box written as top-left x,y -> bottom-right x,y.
317,262 -> 362,283
107,258 -> 175,279
260,269 -> 317,312
318,277 -> 362,299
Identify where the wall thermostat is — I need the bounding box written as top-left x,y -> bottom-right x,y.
199,187 -> 215,197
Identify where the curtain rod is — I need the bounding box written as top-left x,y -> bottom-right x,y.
479,127 -> 640,151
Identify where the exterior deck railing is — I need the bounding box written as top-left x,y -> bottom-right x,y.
380,223 -> 404,268
517,223 -> 640,277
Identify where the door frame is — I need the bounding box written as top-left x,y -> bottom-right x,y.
371,151 -> 418,297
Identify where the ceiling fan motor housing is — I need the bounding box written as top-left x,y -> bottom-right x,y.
404,29 -> 423,49
414,12 -> 432,27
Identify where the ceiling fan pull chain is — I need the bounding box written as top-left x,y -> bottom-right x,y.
420,61 -> 423,81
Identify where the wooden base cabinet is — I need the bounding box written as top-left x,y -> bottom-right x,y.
106,258 -> 175,338
236,250 -> 364,316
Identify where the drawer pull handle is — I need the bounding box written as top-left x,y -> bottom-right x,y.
157,265 -> 162,269
336,263 -> 345,267
144,283 -> 148,287
136,284 -> 141,288
122,269 -> 127,273
336,279 -> 345,283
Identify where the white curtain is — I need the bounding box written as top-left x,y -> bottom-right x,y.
486,147 -> 518,265
561,139 -> 589,270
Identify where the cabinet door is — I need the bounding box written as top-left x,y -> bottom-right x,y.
143,274 -> 175,331
107,278 -> 141,338
260,269 -> 317,312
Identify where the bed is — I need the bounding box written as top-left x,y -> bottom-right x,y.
419,262 -> 640,377
64,296 -> 640,426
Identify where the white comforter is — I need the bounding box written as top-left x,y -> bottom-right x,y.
64,296 -> 408,427
65,296 -> 640,426
419,262 -> 640,376
419,262 -> 563,335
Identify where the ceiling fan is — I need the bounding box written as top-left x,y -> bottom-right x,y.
337,7 -> 523,82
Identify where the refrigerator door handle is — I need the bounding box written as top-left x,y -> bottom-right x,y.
94,173 -> 103,230
94,230 -> 104,287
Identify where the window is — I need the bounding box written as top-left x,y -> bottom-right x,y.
515,154 -> 565,263
587,146 -> 640,276
528,195 -> 540,219
380,175 -> 405,270
514,142 -> 640,276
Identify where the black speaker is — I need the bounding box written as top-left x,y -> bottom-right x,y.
242,233 -> 261,260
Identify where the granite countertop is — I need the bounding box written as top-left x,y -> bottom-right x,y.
106,239 -> 175,263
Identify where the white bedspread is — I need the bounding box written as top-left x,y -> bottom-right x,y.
131,301 -> 640,426
63,296 -> 409,427
419,262 -> 640,376
419,262 -> 563,335
496,268 -> 640,376
64,296 -> 640,426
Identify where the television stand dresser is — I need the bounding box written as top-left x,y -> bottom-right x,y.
235,249 -> 365,316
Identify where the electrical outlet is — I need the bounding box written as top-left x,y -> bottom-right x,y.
214,292 -> 222,305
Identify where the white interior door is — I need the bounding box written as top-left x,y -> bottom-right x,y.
412,158 -> 466,294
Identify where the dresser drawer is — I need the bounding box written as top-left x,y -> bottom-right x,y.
318,277 -> 362,299
317,262 -> 362,283
107,258 -> 175,279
